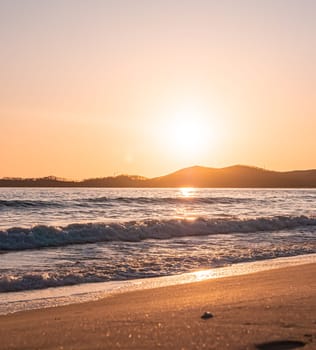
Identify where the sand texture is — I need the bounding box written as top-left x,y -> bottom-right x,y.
0,263 -> 315,350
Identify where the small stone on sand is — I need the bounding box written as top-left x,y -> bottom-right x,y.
201,311 -> 213,319
256,340 -> 306,350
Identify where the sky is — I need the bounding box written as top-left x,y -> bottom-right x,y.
1,0 -> 315,179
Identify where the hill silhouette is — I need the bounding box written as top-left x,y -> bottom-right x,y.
1,165 -> 316,188
149,165 -> 286,187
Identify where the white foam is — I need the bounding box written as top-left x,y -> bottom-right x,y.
1,215 -> 316,250
1,253 -> 315,315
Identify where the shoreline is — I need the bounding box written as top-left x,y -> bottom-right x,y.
0,262 -> 315,349
1,253 -> 316,316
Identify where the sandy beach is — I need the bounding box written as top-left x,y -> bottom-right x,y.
0,263 -> 315,350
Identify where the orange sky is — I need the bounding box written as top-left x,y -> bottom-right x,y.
1,1 -> 316,179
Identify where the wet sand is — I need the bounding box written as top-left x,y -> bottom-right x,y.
0,263 -> 315,350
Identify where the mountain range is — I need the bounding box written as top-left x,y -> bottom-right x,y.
1,165 -> 316,187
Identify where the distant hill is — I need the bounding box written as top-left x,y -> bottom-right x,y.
0,175 -> 147,188
1,165 -> 316,187
147,165 -> 316,187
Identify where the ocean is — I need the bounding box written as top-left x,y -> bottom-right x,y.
1,188 -> 316,313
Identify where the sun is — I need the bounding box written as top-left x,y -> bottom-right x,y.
165,104 -> 211,158
172,117 -> 206,154
153,97 -> 223,162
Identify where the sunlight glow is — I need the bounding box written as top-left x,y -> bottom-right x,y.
158,98 -> 218,161
171,117 -> 206,154
151,95 -> 227,169
193,270 -> 215,281
179,187 -> 196,197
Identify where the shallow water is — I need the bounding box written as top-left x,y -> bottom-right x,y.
1,253 -> 315,315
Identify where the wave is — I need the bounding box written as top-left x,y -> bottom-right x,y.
0,272 -> 106,293
0,199 -> 64,209
85,196 -> 253,205
0,196 -> 253,211
1,249 -> 315,292
1,215 -> 316,251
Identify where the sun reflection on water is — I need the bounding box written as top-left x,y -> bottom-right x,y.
179,187 -> 196,197
174,187 -> 198,220
193,270 -> 215,281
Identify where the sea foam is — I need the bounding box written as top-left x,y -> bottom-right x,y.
1,215 -> 315,251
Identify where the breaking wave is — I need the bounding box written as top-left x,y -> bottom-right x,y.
1,215 -> 315,251
1,248 -> 315,292
0,272 -> 105,292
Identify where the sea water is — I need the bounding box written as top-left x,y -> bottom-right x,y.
0,188 -> 315,313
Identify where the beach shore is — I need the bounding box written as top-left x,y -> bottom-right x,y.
0,263 -> 315,350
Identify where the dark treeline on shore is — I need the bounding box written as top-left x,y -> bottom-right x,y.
1,165 -> 316,188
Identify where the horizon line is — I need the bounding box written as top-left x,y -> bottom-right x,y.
2,163 -> 316,182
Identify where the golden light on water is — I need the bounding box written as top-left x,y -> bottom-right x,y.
193,270 -> 215,281
174,188 -> 197,220
179,187 -> 196,197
